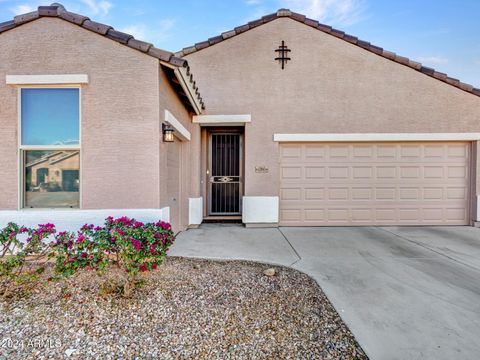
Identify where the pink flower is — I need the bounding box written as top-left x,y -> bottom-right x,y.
115,216 -> 134,227
80,252 -> 87,258
81,223 -> 94,231
131,239 -> 142,251
139,264 -> 147,272
39,223 -> 55,233
155,221 -> 171,230
76,234 -> 86,243
94,226 -> 102,231
133,221 -> 144,228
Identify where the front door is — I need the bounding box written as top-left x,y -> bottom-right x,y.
208,132 -> 243,215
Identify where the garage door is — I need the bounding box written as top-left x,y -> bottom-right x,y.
279,142 -> 471,226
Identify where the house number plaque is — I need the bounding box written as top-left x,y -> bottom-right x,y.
255,166 -> 269,173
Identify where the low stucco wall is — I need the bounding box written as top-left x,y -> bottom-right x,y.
0,208 -> 170,232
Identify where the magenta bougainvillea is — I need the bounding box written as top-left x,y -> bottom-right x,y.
0,222 -> 56,278
1,217 -> 174,282
53,216 -> 174,277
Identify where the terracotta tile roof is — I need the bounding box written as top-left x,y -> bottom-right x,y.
0,3 -> 205,112
176,8 -> 480,98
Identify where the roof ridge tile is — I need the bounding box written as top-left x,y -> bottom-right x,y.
38,5 -> 60,16
0,20 -> 15,33
304,18 -> 319,28
276,9 -> 291,17
106,28 -> 133,44
60,11 -> 88,25
127,38 -> 152,53
14,11 -> 40,25
82,19 -> 112,35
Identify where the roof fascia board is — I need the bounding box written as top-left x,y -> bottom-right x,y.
164,110 -> 191,141
174,67 -> 202,115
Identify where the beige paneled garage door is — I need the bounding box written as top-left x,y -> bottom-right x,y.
279,142 -> 471,226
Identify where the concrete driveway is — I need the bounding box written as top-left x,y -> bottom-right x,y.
170,225 -> 480,360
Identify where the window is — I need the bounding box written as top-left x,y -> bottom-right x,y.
20,88 -> 80,208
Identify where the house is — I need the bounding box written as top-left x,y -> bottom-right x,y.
0,4 -> 479,232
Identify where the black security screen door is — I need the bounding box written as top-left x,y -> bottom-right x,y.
209,133 -> 242,215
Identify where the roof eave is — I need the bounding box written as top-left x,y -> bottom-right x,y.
174,67 -> 202,115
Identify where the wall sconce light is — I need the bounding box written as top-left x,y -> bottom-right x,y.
162,123 -> 174,142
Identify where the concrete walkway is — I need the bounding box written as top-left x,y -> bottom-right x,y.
170,224 -> 480,360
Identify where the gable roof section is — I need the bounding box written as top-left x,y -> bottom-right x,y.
0,3 -> 205,113
176,8 -> 480,98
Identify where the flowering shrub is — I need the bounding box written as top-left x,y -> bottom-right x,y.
0,223 -> 55,279
52,217 -> 174,295
0,217 -> 174,296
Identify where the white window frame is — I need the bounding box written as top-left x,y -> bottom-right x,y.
17,85 -> 82,209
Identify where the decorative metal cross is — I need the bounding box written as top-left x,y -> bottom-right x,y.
274,40 -> 291,69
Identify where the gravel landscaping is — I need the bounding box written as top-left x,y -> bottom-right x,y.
0,257 -> 367,359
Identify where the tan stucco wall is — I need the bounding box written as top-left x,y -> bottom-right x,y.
158,66 -> 201,231
184,18 -> 480,202
0,18 -> 161,209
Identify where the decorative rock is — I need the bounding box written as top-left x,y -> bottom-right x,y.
0,258 -> 366,359
65,348 -> 77,356
263,268 -> 276,276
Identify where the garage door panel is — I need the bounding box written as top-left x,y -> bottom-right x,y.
352,187 -> 373,200
448,166 -> 467,178
423,187 -> 443,200
280,145 -> 302,161
353,166 -> 373,179
400,145 -> 422,158
447,208 -> 467,221
305,188 -> 325,200
304,209 -> 325,221
279,142 -> 470,226
329,145 -> 349,158
424,145 -> 445,158
353,145 -> 374,158
447,187 -> 466,200
424,208 -> 443,221
305,145 -> 326,159
377,145 -> 397,159
448,145 -> 469,158
305,166 -> 326,179
351,208 -> 373,221
281,166 -> 302,179
280,187 -> 302,201
328,167 -> 349,179
399,188 -> 420,200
